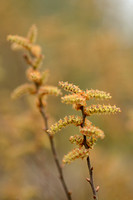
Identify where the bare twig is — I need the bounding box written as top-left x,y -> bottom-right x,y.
80,106 -> 98,200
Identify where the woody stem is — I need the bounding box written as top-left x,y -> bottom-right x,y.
80,106 -> 98,200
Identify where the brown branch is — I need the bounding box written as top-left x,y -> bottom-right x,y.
80,106 -> 98,200
86,157 -> 98,200
38,97 -> 72,200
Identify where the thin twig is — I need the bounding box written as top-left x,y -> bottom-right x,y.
24,47 -> 72,199
86,157 -> 98,199
25,47 -> 72,199
80,106 -> 98,200
38,97 -> 72,200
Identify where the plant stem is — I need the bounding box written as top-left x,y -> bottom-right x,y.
87,156 -> 98,200
38,97 -> 72,200
80,106 -> 98,200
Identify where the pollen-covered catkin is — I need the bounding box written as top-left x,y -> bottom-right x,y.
7,35 -> 32,51
62,146 -> 89,164
69,135 -> 83,145
83,89 -> 112,100
11,84 -> 36,99
61,94 -> 86,106
84,104 -> 121,116
26,68 -> 42,84
80,125 -> 104,139
59,81 -> 82,94
39,86 -> 62,96
7,35 -> 41,58
47,115 -> 83,136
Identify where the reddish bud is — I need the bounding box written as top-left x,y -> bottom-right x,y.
96,185 -> 100,192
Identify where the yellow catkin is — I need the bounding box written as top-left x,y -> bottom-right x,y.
7,35 -> 32,51
47,115 -> 83,136
61,94 -> 86,106
62,146 -> 89,164
69,135 -> 95,149
86,137 -> 97,148
83,89 -> 112,100
7,35 -> 41,58
80,125 -> 104,139
11,84 -> 36,99
84,104 -> 121,116
26,68 -> 42,83
59,81 -> 82,94
69,135 -> 83,145
39,86 -> 62,96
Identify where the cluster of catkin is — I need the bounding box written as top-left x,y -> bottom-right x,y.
48,81 -> 121,164
7,26 -> 73,200
7,25 -> 61,105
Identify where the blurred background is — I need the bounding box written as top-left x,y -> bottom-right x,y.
0,0 -> 133,199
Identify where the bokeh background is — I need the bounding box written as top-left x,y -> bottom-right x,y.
0,0 -> 133,199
